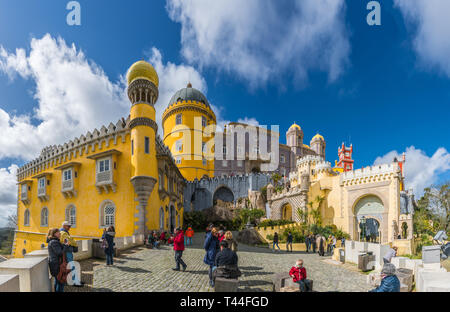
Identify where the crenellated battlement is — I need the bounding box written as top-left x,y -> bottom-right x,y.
296,155 -> 325,166
17,116 -> 179,182
341,163 -> 399,180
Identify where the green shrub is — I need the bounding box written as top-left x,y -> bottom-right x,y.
258,219 -> 295,228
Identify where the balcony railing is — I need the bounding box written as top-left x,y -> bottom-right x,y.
95,170 -> 116,193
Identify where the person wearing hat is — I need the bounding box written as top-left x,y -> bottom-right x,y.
172,227 -> 187,272
60,221 -> 82,287
369,263 -> 400,292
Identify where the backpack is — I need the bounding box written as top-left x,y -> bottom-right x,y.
57,252 -> 72,284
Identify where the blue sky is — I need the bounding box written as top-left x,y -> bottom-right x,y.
0,0 -> 449,225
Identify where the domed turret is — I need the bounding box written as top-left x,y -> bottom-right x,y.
311,133 -> 325,142
289,123 -> 302,131
310,133 -> 326,159
162,83 -> 216,181
286,122 -> 303,156
168,83 -> 210,109
126,60 -> 159,87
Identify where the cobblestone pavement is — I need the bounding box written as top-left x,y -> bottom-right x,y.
67,234 -> 374,292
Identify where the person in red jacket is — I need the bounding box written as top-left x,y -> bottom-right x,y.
289,259 -> 311,292
172,227 -> 187,272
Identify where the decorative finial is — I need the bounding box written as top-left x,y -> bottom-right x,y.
187,82 -> 192,88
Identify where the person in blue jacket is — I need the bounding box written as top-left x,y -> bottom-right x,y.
101,226 -> 116,266
369,263 -> 400,292
204,227 -> 220,287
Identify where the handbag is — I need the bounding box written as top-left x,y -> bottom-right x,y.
57,252 -> 72,284
101,238 -> 109,249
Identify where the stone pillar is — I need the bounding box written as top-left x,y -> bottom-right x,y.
131,176 -> 157,235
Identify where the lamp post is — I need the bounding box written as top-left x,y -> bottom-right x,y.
361,216 -> 366,242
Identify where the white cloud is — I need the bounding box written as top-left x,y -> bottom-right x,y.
166,0 -> 350,87
0,34 -> 129,160
0,165 -> 18,227
0,34 -> 260,225
394,0 -> 450,77
149,47 -> 207,131
373,146 -> 450,197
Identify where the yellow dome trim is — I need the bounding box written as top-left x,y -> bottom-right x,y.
312,133 -> 324,141
289,123 -> 301,130
127,60 -> 159,87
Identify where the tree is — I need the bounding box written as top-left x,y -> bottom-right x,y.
416,182 -> 450,233
271,173 -> 282,186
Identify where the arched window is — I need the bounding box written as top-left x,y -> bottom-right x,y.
40,207 -> 48,227
159,207 -> 164,230
105,205 -> 115,227
24,209 -> 30,226
65,205 -> 76,228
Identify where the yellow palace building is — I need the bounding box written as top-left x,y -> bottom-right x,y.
13,60 -> 187,258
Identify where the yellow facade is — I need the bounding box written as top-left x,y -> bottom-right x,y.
162,85 -> 216,181
13,60 -> 185,258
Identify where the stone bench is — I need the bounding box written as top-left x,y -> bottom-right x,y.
272,272 -> 313,292
214,277 -> 239,292
0,257 -> 51,292
396,268 -> 413,292
0,274 -> 20,292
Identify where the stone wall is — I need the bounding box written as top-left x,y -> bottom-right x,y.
184,173 -> 271,211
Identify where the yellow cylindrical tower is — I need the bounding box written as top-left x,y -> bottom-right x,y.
162,83 -> 216,181
126,60 -> 159,235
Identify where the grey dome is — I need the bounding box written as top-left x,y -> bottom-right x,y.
168,84 -> 210,108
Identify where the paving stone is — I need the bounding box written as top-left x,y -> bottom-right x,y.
67,234 -> 372,292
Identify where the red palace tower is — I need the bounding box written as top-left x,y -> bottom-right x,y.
336,143 -> 354,172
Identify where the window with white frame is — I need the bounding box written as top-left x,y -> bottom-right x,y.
104,204 -> 115,227
66,205 -> 76,227
176,140 -> 183,152
281,155 -> 285,164
175,156 -> 181,164
24,209 -> 30,226
98,158 -> 110,173
202,116 -> 207,127
21,184 -> 27,198
176,114 -> 182,125
222,160 -> 228,167
223,146 -> 227,154
237,160 -> 243,167
40,207 -> 48,227
38,177 -> 46,195
63,169 -> 72,181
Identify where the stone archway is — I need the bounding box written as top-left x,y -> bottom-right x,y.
281,203 -> 293,221
353,195 -> 385,243
213,186 -> 234,204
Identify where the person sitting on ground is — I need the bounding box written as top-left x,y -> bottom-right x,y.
369,263 -> 400,292
383,246 -> 398,264
289,259 -> 312,292
223,231 -> 238,252
213,241 -> 241,282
